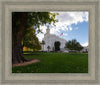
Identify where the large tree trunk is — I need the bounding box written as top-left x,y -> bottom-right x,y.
12,34 -> 27,64
12,13 -> 28,64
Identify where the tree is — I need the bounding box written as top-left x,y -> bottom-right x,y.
32,37 -> 41,51
47,46 -> 51,52
65,39 -> 83,51
54,41 -> 61,51
12,12 -> 58,64
41,40 -> 45,51
22,26 -> 41,51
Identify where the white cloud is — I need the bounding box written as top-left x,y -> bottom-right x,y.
50,27 -> 60,34
63,33 -> 68,36
37,12 -> 88,41
39,25 -> 47,34
69,26 -> 72,31
36,33 -> 44,42
56,12 -> 88,24
81,42 -> 88,47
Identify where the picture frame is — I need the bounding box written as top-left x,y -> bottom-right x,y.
0,0 -> 99,85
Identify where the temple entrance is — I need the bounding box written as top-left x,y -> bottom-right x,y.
54,41 -> 61,51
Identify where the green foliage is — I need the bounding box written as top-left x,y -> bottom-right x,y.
12,52 -> 88,73
54,41 -> 61,51
65,39 -> 83,51
41,40 -> 45,45
47,46 -> 50,49
23,27 -> 41,51
12,12 -> 58,34
12,12 -> 58,50
47,46 -> 51,51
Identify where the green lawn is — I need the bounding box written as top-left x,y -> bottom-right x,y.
12,52 -> 88,73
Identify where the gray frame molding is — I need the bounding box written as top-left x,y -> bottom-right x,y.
0,0 -> 99,85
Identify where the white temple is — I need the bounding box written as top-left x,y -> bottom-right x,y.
42,26 -> 66,51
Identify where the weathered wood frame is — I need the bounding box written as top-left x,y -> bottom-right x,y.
0,0 -> 99,85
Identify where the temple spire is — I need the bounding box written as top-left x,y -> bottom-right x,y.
46,25 -> 50,34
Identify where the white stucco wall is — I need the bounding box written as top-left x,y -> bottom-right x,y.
80,47 -> 88,52
42,27 -> 66,51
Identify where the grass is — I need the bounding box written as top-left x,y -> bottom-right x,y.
12,52 -> 88,73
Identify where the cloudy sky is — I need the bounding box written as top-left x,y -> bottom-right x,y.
36,12 -> 88,47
